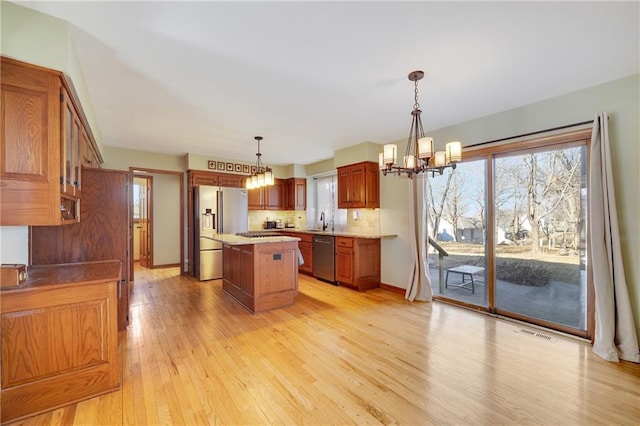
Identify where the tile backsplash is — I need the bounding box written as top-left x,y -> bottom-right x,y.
345,208 -> 380,235
248,208 -> 379,234
248,210 -> 307,230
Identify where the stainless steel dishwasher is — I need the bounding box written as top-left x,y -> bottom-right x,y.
312,235 -> 336,284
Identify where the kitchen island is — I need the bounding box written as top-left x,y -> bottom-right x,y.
204,234 -> 300,313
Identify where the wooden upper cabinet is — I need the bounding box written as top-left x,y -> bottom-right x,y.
285,178 -> 306,210
60,86 -> 81,198
264,178 -> 285,209
80,127 -> 101,168
248,178 -> 289,210
0,57 -> 101,226
247,186 -> 264,210
337,161 -> 380,209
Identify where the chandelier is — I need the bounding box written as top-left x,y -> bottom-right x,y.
379,70 -> 462,178
245,136 -> 274,189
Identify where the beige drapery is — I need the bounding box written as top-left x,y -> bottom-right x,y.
589,112 -> 640,363
405,177 -> 433,301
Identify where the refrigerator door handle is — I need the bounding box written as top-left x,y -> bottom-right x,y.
217,190 -> 224,234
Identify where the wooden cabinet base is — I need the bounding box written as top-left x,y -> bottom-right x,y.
0,261 -> 120,424
222,241 -> 298,313
2,365 -> 118,423
335,237 -> 381,291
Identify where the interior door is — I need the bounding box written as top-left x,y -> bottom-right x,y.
134,175 -> 152,268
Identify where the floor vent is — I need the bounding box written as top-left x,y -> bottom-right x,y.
515,328 -> 556,342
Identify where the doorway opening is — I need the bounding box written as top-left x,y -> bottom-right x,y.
133,175 -> 153,269
129,167 -> 184,282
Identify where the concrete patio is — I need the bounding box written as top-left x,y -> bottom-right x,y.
429,266 -> 586,330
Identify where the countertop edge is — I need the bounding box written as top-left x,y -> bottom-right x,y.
203,234 -> 301,245
1,260 -> 122,293
275,230 -> 397,239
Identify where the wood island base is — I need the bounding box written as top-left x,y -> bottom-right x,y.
222,240 -> 299,313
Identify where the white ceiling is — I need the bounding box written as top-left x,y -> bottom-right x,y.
17,1 -> 639,166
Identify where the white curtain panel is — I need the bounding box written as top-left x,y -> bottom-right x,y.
589,112 -> 640,363
405,178 -> 433,301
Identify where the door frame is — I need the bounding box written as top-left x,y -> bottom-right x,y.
129,167 -> 184,281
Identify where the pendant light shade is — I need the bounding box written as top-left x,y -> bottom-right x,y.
246,136 -> 274,189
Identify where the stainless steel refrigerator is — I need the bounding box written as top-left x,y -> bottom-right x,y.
194,185 -> 248,280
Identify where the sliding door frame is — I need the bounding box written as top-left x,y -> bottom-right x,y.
433,128 -> 594,340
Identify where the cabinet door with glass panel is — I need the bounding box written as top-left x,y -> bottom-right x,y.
60,86 -> 81,198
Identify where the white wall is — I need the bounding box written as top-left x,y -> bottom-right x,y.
1,1 -> 102,150
0,227 -> 29,265
151,173 -> 181,267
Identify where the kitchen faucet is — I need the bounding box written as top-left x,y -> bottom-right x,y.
320,212 -> 328,231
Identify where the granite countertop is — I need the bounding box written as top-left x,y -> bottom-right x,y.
275,229 -> 397,239
202,234 -> 300,245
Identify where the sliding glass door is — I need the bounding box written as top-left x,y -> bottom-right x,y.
494,144 -> 588,332
427,130 -> 591,338
428,159 -> 487,308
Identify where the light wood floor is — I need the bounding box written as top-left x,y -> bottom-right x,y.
12,266 -> 640,425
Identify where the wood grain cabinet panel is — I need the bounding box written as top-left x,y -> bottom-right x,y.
335,237 -> 381,291
189,170 -> 246,188
298,240 -> 313,274
336,162 -> 380,209
222,242 -> 298,313
278,232 -> 313,274
284,178 -> 306,210
1,56 -> 102,226
248,178 -> 285,210
248,186 -> 265,210
30,168 -> 130,331
264,179 -> 285,209
0,261 -> 120,424
249,178 -> 305,211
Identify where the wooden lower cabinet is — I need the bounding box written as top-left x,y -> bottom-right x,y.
222,241 -> 298,313
0,261 -> 121,424
279,231 -> 313,275
223,244 -> 255,309
335,237 -> 381,291
298,238 -> 313,275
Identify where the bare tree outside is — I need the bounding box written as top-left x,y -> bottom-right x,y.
445,170 -> 470,242
426,170 -> 454,240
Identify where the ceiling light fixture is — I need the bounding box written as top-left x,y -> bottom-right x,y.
379,70 -> 461,178
246,136 -> 274,190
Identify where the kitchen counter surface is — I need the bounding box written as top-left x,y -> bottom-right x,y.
203,234 -> 300,245
277,229 -> 397,239
0,260 -> 122,292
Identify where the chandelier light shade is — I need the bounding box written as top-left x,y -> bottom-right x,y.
245,136 -> 274,190
379,70 -> 462,178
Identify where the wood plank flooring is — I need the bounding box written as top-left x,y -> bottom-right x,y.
10,266 -> 640,425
